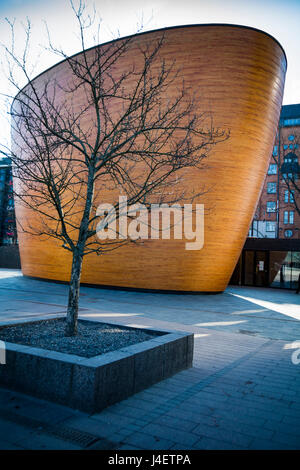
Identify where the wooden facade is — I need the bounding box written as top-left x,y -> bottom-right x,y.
13,25 -> 287,292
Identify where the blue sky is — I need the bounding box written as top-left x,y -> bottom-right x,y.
0,0 -> 299,150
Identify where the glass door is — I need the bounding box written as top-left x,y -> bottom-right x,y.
243,251 -> 254,286
255,251 -> 268,287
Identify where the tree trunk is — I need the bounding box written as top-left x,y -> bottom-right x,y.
65,251 -> 83,336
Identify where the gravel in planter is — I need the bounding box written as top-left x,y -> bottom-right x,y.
0,318 -> 161,358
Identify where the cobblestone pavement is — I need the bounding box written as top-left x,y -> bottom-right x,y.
0,269 -> 299,450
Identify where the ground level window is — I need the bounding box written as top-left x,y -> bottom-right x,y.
270,251 -> 300,289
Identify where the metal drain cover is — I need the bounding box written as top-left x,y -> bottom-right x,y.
0,406 -> 116,449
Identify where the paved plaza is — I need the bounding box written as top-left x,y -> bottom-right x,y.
0,269 -> 299,450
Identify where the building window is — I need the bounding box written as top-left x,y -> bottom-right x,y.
269,251 -> 300,289
284,210 -> 294,224
283,118 -> 300,126
283,190 -> 294,203
289,144 -> 294,149
288,135 -> 295,141
284,144 -> 288,150
266,222 -> 276,232
266,201 -> 276,213
283,173 -> 295,180
273,146 -> 278,156
286,154 -> 297,163
284,190 -> 294,203
285,230 -> 293,238
267,182 -> 276,194
284,190 -> 289,203
268,164 -> 277,175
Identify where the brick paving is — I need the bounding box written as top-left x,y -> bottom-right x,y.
0,269 -> 299,449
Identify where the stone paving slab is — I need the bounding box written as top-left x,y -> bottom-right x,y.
1,269 -> 299,340
0,269 -> 299,449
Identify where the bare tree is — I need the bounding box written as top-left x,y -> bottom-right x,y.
0,1 -> 228,336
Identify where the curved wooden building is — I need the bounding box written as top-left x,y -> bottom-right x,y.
12,24 -> 287,292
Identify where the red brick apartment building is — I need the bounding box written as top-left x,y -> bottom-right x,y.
231,103 -> 300,289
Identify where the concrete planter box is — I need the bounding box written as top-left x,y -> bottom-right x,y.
0,318 -> 193,413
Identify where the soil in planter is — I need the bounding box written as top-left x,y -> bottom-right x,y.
0,318 -> 162,358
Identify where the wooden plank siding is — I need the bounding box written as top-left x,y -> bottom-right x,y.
12,25 -> 287,292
